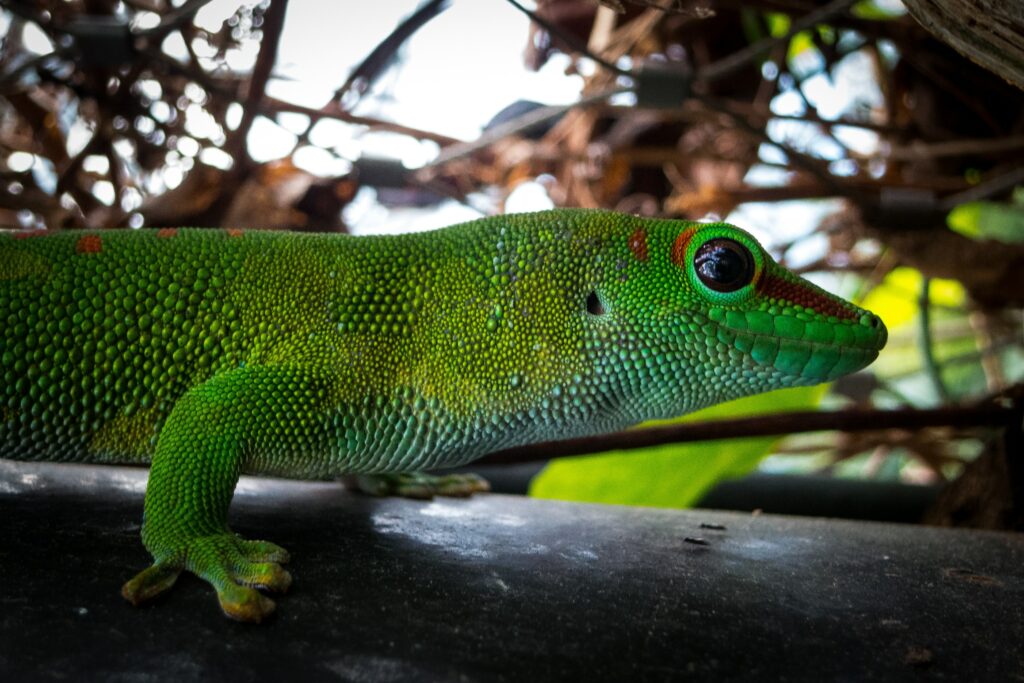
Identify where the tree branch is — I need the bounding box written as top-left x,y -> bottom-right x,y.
224,0 -> 289,161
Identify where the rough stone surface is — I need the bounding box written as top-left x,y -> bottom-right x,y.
1,461 -> 1022,681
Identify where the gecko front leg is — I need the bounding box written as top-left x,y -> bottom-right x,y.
121,365 -> 331,622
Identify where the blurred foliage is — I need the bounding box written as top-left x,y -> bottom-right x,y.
947,188 -> 1024,244
850,0 -> 907,20
530,385 -> 825,507
861,267 -> 964,331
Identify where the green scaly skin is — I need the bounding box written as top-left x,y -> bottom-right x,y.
0,209 -> 886,621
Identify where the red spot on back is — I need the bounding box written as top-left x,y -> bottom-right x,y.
156,228 -> 178,239
12,231 -> 44,240
670,227 -> 698,269
757,272 -> 858,320
75,235 -> 103,254
628,228 -> 649,262
226,229 -> 244,238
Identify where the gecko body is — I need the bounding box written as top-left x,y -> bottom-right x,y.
0,209 -> 886,620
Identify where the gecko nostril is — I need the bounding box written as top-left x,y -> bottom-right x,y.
861,313 -> 881,329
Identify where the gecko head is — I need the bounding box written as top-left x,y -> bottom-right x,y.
591,216 -> 887,397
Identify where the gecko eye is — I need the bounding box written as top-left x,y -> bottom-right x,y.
694,239 -> 755,293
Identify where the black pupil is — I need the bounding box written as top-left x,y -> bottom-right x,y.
694,239 -> 754,292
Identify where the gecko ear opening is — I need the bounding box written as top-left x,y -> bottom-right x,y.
586,291 -> 606,316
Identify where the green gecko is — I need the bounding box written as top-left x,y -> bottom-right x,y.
0,209 -> 886,622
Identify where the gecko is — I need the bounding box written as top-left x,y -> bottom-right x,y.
0,209 -> 887,621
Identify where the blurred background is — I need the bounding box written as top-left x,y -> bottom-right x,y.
1,0 -> 1022,527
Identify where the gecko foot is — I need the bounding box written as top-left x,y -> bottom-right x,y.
348,472 -> 491,499
122,533 -> 292,623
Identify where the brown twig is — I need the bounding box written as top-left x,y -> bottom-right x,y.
330,0 -> 451,110
883,136 -> 1024,162
224,0 -> 289,162
261,96 -> 461,147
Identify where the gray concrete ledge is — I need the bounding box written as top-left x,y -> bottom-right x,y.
1,461 -> 1022,681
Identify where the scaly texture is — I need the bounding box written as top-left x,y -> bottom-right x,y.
0,209 -> 886,620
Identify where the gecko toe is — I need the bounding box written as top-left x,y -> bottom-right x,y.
217,583 -> 277,623
121,561 -> 183,605
433,473 -> 491,497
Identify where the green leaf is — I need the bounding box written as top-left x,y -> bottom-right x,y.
528,385 -> 826,509
765,12 -> 790,38
851,1 -> 906,20
858,266 -> 985,403
947,193 -> 1024,243
860,266 -> 964,329
788,30 -> 816,61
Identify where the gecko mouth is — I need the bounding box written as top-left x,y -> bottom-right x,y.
720,312 -> 887,382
